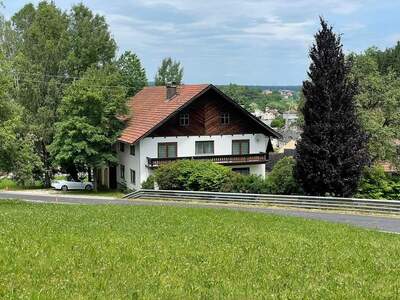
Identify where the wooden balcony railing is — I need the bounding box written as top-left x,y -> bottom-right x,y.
147,153 -> 268,168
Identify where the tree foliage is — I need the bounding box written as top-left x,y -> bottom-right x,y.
350,48 -> 400,168
270,116 -> 285,128
267,157 -> 300,195
220,84 -> 298,112
373,42 -> 400,76
154,57 -> 183,86
1,2 -> 140,184
49,66 -> 127,185
295,19 -> 369,197
10,2 -> 72,185
0,52 -> 41,185
117,51 -> 147,97
357,165 -> 400,200
66,3 -> 116,77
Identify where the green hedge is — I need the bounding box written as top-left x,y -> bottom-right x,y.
152,158 -> 301,195
267,157 -> 301,195
221,174 -> 270,194
141,175 -> 155,189
154,160 -> 235,192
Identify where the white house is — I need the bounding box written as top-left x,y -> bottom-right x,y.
282,110 -> 299,128
99,84 -> 281,190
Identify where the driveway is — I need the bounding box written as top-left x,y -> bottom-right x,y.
1,191 -> 400,234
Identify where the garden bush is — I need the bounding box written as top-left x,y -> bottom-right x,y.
267,157 -> 301,195
154,160 -> 235,192
0,178 -> 18,190
221,174 -> 269,194
141,175 -> 155,189
357,165 -> 400,200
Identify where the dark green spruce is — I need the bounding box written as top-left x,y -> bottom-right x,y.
294,18 -> 369,197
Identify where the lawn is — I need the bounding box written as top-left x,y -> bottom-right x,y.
0,201 -> 399,299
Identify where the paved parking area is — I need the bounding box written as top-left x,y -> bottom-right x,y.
1,191 -> 400,234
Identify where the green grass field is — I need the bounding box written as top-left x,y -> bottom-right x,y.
0,200 -> 399,299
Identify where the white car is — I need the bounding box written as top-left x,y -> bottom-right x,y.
51,179 -> 94,191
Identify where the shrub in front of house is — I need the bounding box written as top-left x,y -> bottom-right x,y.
267,157 -> 301,195
154,160 -> 235,192
221,174 -> 269,194
141,175 -> 155,190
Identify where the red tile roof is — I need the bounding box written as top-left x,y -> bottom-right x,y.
119,84 -> 209,144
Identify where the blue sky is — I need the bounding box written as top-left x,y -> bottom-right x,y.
2,0 -> 400,85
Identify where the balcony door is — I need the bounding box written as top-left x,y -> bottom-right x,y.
158,142 -> 177,158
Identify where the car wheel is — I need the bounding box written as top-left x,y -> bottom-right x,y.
61,185 -> 68,192
85,185 -> 93,191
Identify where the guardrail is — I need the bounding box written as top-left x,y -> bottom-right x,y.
124,189 -> 400,215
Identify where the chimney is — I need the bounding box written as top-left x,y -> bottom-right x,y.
166,82 -> 177,100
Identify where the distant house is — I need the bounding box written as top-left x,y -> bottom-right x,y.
262,89 -> 273,95
252,107 -> 279,126
282,110 -> 299,128
99,84 -> 281,190
279,90 -> 294,99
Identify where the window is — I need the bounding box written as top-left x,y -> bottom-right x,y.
232,168 -> 250,176
158,142 -> 177,158
220,112 -> 230,125
232,140 -> 250,155
120,164 -> 125,179
179,113 -> 189,126
130,144 -> 135,156
130,169 -> 136,184
119,142 -> 125,152
195,141 -> 214,155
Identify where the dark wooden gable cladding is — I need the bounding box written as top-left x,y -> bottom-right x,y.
150,88 -> 270,137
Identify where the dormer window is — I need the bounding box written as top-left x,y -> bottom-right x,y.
220,112 -> 230,125
179,113 -> 189,126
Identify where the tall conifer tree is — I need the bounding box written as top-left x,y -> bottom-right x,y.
295,18 -> 369,197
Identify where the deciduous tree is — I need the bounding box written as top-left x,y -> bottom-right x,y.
117,51 -> 147,97
66,3 -> 116,77
0,52 -> 41,185
350,48 -> 400,168
49,66 -> 127,190
154,57 -> 183,86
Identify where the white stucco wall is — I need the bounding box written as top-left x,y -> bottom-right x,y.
116,134 -> 269,189
138,134 -> 268,185
117,142 -> 141,190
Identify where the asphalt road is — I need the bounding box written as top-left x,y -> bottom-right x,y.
1,191 -> 400,234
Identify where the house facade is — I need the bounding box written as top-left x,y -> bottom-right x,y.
100,84 -> 281,190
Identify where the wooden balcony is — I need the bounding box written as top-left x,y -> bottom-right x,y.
147,153 -> 268,168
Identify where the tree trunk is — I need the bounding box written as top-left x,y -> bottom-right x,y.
88,167 -> 92,182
